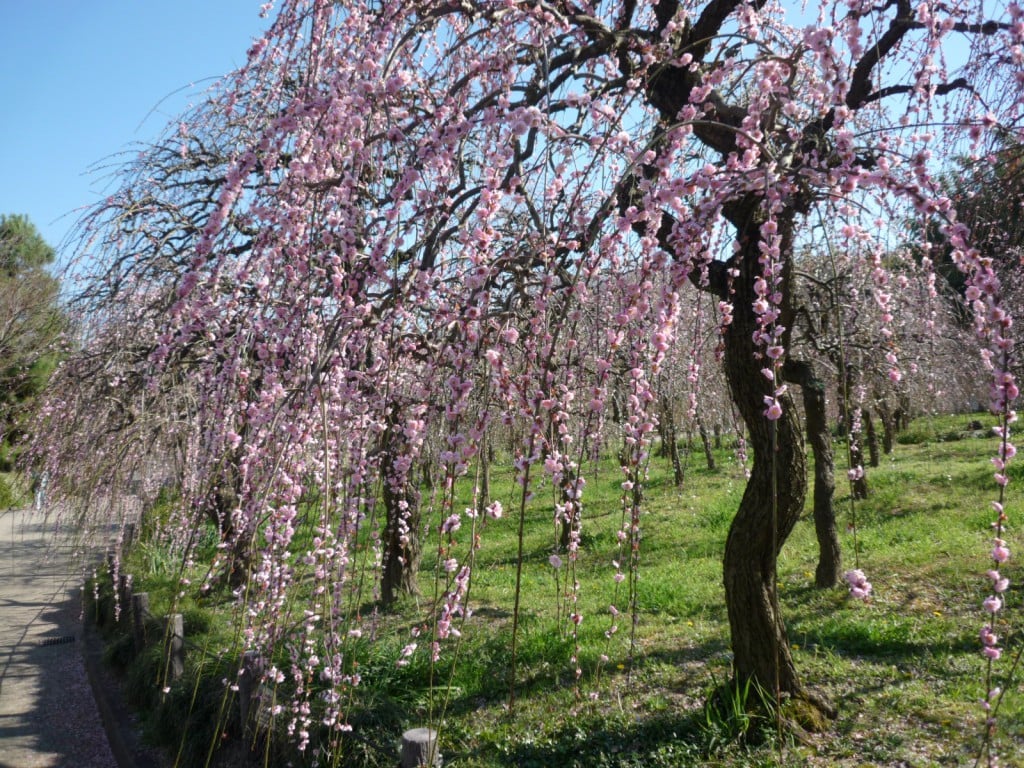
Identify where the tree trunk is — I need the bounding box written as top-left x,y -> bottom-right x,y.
656,396 -> 671,458
717,212 -> 834,725
863,408 -> 879,468
722,348 -> 804,699
661,394 -> 686,485
381,450 -> 422,605
621,78 -> 834,723
848,433 -> 869,499
839,377 -> 869,499
669,428 -> 685,488
478,434 -> 491,516
205,454 -> 253,590
877,400 -> 895,455
696,411 -> 717,471
421,455 -> 436,490
784,359 -> 840,588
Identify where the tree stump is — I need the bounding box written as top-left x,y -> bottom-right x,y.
401,727 -> 441,767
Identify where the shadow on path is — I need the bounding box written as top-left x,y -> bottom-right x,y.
0,507 -> 117,768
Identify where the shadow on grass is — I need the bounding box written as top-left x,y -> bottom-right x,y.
493,710 -> 706,768
435,639 -> 738,767
436,631 -> 731,718
787,613 -> 976,662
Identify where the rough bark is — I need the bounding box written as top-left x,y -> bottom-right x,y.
657,397 -> 672,459
848,433 -> 869,499
381,469 -> 422,605
697,414 -> 716,472
478,434 -> 491,516
877,399 -> 896,454
204,454 -> 254,590
717,213 -> 833,723
660,394 -> 686,485
863,408 -> 880,468
784,359 -> 841,588
380,434 -> 423,605
670,426 -> 686,487
839,379 -> 869,499
721,381 -> 815,710
620,171 -> 836,723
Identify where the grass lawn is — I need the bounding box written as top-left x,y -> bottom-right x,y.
95,412 -> 1023,767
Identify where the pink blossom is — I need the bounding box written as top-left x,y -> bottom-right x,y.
980,625 -> 998,646
844,569 -> 872,600
396,643 -> 417,667
992,540 -> 1010,562
983,595 -> 1002,614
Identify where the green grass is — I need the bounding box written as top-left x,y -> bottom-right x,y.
96,412 -> 1023,767
0,472 -> 26,508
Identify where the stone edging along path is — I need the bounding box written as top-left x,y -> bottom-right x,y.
81,621 -> 168,768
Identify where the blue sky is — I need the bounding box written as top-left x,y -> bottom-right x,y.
0,1 -> 273,259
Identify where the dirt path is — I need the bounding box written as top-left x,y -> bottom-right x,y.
0,506 -> 117,768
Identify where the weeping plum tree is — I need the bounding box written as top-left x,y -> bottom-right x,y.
32,0 -> 1024,752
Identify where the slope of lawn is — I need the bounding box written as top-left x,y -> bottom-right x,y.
91,412 -> 1023,768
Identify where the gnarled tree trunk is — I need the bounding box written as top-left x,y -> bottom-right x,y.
863,408 -> 880,468
838,377 -> 869,499
660,394 -> 686,486
876,399 -> 896,455
717,211 -> 836,726
380,420 -> 423,606
696,411 -> 716,471
784,359 -> 840,588
380,463 -> 422,605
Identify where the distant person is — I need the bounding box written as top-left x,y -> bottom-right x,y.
31,471 -> 48,511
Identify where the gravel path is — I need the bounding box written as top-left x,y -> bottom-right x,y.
0,507 -> 117,768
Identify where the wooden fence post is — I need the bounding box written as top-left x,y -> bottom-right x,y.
118,574 -> 132,625
167,613 -> 184,680
132,592 -> 150,653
